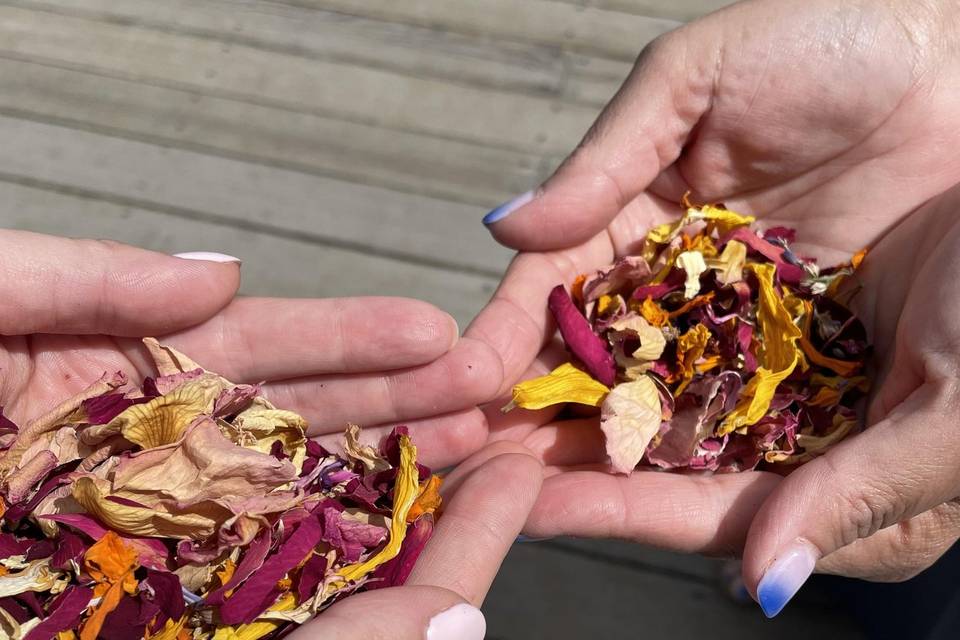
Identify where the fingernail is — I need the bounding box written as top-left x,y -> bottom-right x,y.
483,190 -> 534,225
756,540 -> 818,618
515,535 -> 550,543
426,603 -> 486,640
173,251 -> 242,264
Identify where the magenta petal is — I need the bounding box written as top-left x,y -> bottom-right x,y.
205,528 -> 273,606
50,532 -> 88,571
0,407 -> 18,435
320,508 -> 386,563
81,393 -> 152,426
296,554 -> 328,604
219,517 -> 324,625
23,586 -> 93,640
630,269 -> 684,301
100,595 -> 158,640
366,516 -> 434,590
548,285 -> 616,386
143,570 -> 185,629
720,228 -> 807,284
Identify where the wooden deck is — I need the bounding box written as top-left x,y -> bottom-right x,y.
0,1 -> 862,637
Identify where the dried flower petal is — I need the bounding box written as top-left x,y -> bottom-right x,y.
600,377 -> 662,474
504,363 -> 610,411
548,285 -> 616,386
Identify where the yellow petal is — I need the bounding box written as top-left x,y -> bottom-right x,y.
638,297 -> 670,328
675,323 -> 712,395
144,616 -> 187,640
719,263 -> 801,435
72,477 -> 217,539
120,381 -> 220,450
503,363 -> 610,412
332,434 -> 420,585
705,239 -> 747,285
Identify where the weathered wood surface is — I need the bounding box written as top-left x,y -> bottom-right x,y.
0,0 -> 863,637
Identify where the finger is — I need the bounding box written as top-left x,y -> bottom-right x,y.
408,450 -> 544,604
262,338 -> 503,435
437,440 -> 536,497
743,382 -> 960,617
483,30 -> 716,251
482,339 -> 568,442
288,585 -> 485,640
0,231 -> 240,336
816,501 -> 960,582
154,296 -> 459,380
525,469 -> 779,555
522,419 -> 607,467
465,234 -> 613,395
313,408 -> 489,470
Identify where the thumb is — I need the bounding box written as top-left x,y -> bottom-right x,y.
287,586 -> 485,640
0,230 -> 241,336
742,381 -> 960,617
482,28 -> 717,251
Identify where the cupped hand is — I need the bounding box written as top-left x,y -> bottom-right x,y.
0,230 -> 503,469
522,185 -> 960,615
465,0 -> 960,617
286,442 -> 543,640
471,0 -> 960,397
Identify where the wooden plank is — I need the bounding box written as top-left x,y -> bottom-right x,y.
0,114 -> 514,277
0,179 -> 498,328
0,58 -> 544,206
542,0 -> 738,22
14,0 -> 579,101
486,543 -> 864,639
16,0 -> 640,110
0,5 -> 600,155
285,0 -> 681,62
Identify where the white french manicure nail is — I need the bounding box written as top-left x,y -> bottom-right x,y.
756,539 -> 819,618
426,603 -> 486,640
173,251 -> 242,264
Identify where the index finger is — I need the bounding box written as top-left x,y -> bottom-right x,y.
406,448 -> 544,605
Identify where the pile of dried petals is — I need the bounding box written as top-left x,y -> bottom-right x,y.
507,197 -> 871,474
0,339 -> 442,639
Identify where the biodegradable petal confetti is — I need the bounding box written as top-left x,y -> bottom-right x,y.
548,285 -> 617,386
600,377 -> 663,474
508,195 -> 871,474
0,342 -> 442,638
504,363 -> 610,411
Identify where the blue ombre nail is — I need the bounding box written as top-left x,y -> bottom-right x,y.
483,190 -> 534,225
514,534 -> 550,543
756,541 -> 818,618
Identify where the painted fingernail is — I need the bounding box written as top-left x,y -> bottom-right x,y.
426,603 -> 486,640
173,251 -> 242,264
756,540 -> 818,618
515,535 -> 551,543
483,190 -> 534,225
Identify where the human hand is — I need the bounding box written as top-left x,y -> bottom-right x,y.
521,184 -> 960,616
463,0 -> 960,618
470,0 -> 960,401
286,442 -> 542,640
0,230 -> 502,469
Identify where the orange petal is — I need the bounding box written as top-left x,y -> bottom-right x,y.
407,475 -> 443,522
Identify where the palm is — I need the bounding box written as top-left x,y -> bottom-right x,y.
0,291 -> 498,470
0,334 -> 146,424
